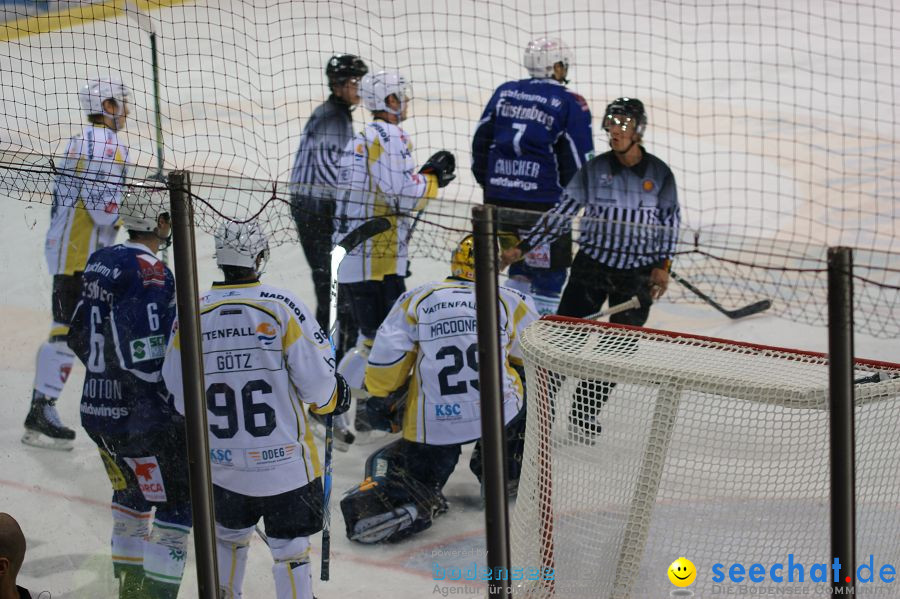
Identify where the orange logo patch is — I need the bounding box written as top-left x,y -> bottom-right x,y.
642,179 -> 654,192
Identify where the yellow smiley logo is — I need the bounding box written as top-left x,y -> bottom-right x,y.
668,557 -> 697,587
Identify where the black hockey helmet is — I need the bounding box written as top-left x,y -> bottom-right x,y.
603,97 -> 647,137
326,54 -> 368,83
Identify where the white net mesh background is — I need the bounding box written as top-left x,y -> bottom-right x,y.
511,317 -> 900,598
1,0 -> 899,336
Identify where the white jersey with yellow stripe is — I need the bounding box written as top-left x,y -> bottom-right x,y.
365,278 -> 538,446
45,125 -> 128,276
161,281 -> 339,497
334,120 -> 439,283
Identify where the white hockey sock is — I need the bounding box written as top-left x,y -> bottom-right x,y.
504,275 -> 532,296
144,519 -> 190,587
269,536 -> 313,599
32,334 -> 75,397
216,524 -> 254,598
532,293 -> 561,316
111,503 -> 151,571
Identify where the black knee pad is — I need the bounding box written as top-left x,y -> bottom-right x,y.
52,273 -> 83,325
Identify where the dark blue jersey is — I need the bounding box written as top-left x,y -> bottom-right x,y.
68,241 -> 177,435
472,78 -> 594,206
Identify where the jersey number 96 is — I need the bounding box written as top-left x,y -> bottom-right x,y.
206,380 -> 276,439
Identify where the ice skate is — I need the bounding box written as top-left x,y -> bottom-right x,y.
22,392 -> 76,451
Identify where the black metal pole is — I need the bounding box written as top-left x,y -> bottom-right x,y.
828,246 -> 856,595
472,205 -> 511,599
168,171 -> 220,598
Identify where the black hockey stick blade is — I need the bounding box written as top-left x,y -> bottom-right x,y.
336,217 -> 391,252
723,298 -> 772,319
671,270 -> 772,320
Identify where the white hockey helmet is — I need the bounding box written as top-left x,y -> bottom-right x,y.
359,70 -> 410,115
78,77 -> 130,117
119,182 -> 169,233
523,37 -> 571,78
215,220 -> 270,272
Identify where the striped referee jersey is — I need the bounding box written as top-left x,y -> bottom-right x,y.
519,148 -> 680,270
289,96 -> 356,215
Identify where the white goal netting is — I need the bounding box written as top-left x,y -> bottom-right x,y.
511,317 -> 900,598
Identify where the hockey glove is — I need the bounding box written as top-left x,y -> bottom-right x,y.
419,150 -> 456,187
312,373 -> 353,416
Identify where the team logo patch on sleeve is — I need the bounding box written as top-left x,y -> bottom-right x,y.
130,335 -> 167,362
124,456 -> 167,502
255,322 -> 277,345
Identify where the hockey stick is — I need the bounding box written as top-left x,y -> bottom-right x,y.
124,3 -> 168,263
670,270 -> 772,319
585,295 -> 641,320
124,2 -> 165,181
321,217 -> 391,581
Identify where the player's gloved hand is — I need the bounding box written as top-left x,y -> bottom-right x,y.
311,373 -> 353,416
419,150 -> 456,187
366,387 -> 407,433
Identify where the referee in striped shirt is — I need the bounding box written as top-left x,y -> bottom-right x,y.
289,54 -> 367,361
501,97 -> 680,442
501,97 -> 680,326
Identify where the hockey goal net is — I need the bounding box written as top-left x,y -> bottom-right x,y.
510,316 -> 900,598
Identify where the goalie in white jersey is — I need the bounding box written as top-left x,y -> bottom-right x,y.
23,77 -> 130,450
161,221 -> 351,599
339,235 -> 538,543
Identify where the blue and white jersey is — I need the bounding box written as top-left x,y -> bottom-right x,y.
472,78 -> 594,206
68,241 -> 176,435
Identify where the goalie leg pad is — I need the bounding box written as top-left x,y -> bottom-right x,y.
340,440 -> 455,543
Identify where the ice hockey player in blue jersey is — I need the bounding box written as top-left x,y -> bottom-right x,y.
472,37 -> 594,315
67,184 -> 191,599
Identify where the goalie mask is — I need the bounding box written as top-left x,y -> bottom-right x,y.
215,220 -> 270,274
79,77 -> 130,119
119,183 -> 172,248
450,235 -> 477,281
360,71 -> 411,116
523,37 -> 571,79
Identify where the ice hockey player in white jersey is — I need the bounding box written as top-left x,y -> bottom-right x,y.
332,69 -> 456,439
23,77 -> 130,450
339,235 -> 538,543
161,220 -> 352,599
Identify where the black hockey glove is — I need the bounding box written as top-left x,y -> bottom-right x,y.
331,373 -> 353,416
311,372 -> 352,416
419,150 -> 456,187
